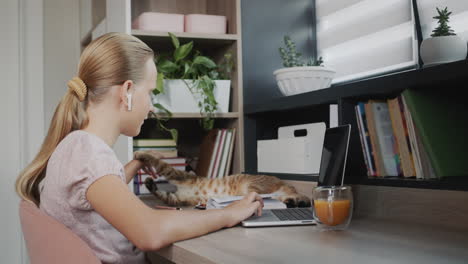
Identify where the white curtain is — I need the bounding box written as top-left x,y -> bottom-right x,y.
417,0 -> 468,41
316,0 -> 418,84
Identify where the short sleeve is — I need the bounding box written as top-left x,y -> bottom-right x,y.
68,136 -> 125,210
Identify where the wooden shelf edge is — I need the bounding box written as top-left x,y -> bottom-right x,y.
132,30 -> 239,41
152,112 -> 240,119
245,59 -> 468,115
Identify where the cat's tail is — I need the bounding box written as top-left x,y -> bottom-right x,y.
134,150 -> 197,181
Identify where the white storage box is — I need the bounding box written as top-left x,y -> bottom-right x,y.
154,80 -> 231,113
257,123 -> 326,174
132,12 -> 184,32
185,14 -> 227,34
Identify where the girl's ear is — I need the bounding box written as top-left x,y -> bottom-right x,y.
120,80 -> 134,109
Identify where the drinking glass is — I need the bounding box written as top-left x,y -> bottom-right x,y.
312,185 -> 353,231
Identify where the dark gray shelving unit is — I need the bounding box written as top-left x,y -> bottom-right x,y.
243,59 -> 468,190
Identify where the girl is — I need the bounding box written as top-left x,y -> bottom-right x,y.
15,32 -> 263,264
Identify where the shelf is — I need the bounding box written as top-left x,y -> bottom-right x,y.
152,112 -> 239,119
360,177 -> 468,191
245,59 -> 468,115
132,30 -> 239,48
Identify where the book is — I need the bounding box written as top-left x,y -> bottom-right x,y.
206,194 -> 287,210
365,102 -> 385,176
206,130 -> 222,178
402,88 -> 468,178
134,138 -> 177,147
210,129 -> 226,178
162,157 -> 186,165
388,97 -> 415,177
355,103 -> 375,176
217,129 -> 233,178
196,129 -> 219,177
133,147 -> 178,158
402,97 -> 424,179
370,101 -> 400,176
224,128 -> 236,176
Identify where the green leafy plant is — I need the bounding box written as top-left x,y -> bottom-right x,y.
153,33 -> 234,132
431,7 -> 456,37
279,35 -> 323,67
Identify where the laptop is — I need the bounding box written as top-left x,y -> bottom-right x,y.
241,124 -> 351,227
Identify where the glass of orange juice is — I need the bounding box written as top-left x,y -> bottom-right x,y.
312,186 -> 353,231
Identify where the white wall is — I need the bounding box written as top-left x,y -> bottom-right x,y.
0,0 -> 44,263
44,0 -> 81,125
0,0 -> 79,262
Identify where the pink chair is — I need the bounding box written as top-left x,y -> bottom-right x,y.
19,200 -> 101,264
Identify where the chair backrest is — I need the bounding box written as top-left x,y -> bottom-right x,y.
19,200 -> 101,264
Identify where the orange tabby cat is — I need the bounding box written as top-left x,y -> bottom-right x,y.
135,151 -> 311,208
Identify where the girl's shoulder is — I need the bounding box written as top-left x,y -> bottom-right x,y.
53,130 -> 117,163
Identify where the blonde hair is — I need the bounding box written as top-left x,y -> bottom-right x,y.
16,32 -> 154,206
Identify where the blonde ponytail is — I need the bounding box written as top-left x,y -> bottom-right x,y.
16,32 -> 153,206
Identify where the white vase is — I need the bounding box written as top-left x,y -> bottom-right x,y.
420,36 -> 468,67
273,66 -> 335,96
154,80 -> 231,113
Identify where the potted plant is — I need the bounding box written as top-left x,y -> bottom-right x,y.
273,35 -> 335,96
152,33 -> 234,131
420,7 -> 467,67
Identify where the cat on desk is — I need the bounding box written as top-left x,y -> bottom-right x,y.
135,151 -> 311,208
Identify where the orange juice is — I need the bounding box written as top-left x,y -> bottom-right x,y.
314,199 -> 351,226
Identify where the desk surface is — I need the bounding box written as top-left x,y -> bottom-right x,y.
141,196 -> 468,264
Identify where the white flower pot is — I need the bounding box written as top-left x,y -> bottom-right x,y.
420,36 -> 467,67
273,66 -> 335,96
154,80 -> 231,113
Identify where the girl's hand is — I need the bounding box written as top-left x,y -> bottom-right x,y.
223,192 -> 264,227
134,150 -> 164,179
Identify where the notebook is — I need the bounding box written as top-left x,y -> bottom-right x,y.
241,124 -> 351,227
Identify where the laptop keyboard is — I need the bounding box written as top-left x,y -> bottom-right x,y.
271,208 -> 314,221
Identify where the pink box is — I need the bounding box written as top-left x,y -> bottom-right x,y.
132,12 -> 184,32
185,14 -> 227,34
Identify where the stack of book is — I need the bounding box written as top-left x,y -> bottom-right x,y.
196,128 -> 236,178
133,157 -> 186,195
355,88 -> 468,179
133,138 -> 178,158
133,138 -> 187,195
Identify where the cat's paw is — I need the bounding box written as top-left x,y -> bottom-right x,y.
134,150 -> 163,163
144,177 -> 158,193
281,195 -> 311,208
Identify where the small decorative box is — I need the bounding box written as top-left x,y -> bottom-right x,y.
132,12 -> 184,32
185,14 -> 227,34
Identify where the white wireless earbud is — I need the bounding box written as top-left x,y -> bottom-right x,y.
126,93 -> 132,111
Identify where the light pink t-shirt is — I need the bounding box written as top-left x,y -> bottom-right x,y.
40,130 -> 146,264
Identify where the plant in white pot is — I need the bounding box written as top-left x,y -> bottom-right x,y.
420,7 -> 467,67
274,36 -> 335,96
153,33 -> 233,132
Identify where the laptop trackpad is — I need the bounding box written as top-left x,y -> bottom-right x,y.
244,210 -> 278,222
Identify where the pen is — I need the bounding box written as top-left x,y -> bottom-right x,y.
154,205 -> 182,210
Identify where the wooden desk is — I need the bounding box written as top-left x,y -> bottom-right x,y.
141,196 -> 468,264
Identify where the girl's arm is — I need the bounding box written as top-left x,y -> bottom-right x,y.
86,175 -> 263,251
123,159 -> 143,184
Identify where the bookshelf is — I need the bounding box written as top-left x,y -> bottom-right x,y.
244,59 -> 468,191
79,0 -> 245,187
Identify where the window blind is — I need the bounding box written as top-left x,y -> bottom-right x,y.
316,0 -> 418,84
417,0 -> 468,41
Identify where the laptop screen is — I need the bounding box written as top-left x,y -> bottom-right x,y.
317,124 -> 351,186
